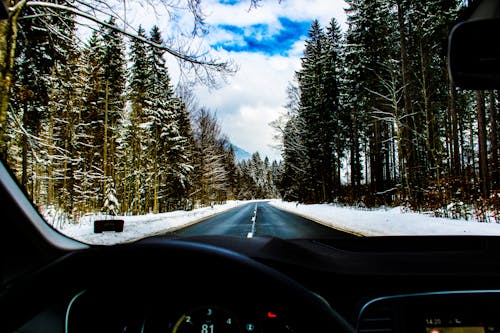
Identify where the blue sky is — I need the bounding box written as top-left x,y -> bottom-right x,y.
218,0 -> 240,4
212,17 -> 312,56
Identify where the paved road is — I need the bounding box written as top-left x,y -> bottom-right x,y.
164,201 -> 356,238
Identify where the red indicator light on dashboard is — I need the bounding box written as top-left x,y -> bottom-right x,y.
430,329 -> 441,333
267,311 -> 278,318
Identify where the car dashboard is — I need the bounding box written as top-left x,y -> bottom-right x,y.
358,291 -> 500,333
4,235 -> 500,333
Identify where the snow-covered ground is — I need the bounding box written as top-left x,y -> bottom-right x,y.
55,201 -> 250,245
53,199 -> 500,245
268,199 -> 500,236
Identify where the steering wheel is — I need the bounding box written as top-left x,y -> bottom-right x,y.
1,239 -> 355,333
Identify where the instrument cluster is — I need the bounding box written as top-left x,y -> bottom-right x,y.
66,289 -> 296,333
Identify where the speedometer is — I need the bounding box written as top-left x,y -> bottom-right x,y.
172,306 -> 242,333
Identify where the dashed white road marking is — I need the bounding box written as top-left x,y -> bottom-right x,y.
247,203 -> 258,238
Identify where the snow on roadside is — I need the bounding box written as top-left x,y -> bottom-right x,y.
56,201 -> 249,245
269,199 -> 500,236
52,199 -> 500,244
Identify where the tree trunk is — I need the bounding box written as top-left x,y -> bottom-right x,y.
153,172 -> 159,214
395,0 -> 414,204
350,111 -> 360,200
449,81 -> 461,176
458,104 -> 466,168
489,91 -> 499,190
21,103 -> 28,187
476,91 -> 489,197
47,101 -> 54,207
0,1 -> 25,159
103,80 -> 109,179
420,39 -> 435,176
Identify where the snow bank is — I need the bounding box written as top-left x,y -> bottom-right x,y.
268,199 -> 500,236
56,201 -> 248,245
52,199 -> 500,245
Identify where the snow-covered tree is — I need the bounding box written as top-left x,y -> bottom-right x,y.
0,0 -> 236,159
121,25 -> 150,214
100,17 -> 127,211
281,19 -> 345,203
192,108 -> 231,206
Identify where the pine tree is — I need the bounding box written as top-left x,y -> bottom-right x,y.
76,31 -> 106,212
124,25 -> 149,214
235,153 -> 279,199
341,0 -> 369,201
45,16 -> 81,218
280,114 -> 307,201
164,98 -> 195,211
296,20 -> 334,202
145,25 -> 180,212
12,4 -> 59,193
100,17 -> 127,212
10,3 -> 80,215
324,18 -> 346,196
282,18 -> 349,203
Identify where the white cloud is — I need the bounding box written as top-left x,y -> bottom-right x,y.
225,105 -> 282,160
194,50 -> 301,161
289,38 -> 306,57
203,0 -> 347,31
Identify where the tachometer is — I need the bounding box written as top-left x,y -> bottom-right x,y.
172,306 -> 242,333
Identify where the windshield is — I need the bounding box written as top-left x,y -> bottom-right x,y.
1,0 -> 500,245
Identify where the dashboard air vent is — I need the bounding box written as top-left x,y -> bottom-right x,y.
357,303 -> 394,333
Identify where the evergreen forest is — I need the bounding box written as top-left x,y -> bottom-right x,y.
2,8 -> 279,223
1,0 -> 499,224
279,0 -> 500,221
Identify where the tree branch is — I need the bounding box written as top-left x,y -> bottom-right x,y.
25,1 -> 235,72
9,0 -> 29,14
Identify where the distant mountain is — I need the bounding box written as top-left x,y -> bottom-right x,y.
230,144 -> 251,162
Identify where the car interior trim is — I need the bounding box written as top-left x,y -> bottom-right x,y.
0,161 -> 87,251
65,289 -> 87,333
356,289 -> 500,331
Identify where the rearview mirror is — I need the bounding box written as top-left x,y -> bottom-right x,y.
448,19 -> 500,90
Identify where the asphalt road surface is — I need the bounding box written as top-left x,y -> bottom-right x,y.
164,201 -> 356,238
